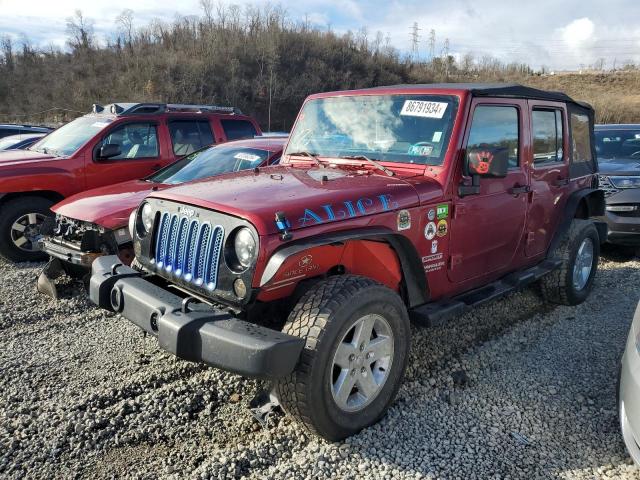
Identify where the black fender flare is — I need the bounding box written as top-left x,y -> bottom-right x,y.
259,227 -> 429,307
547,188 -> 606,257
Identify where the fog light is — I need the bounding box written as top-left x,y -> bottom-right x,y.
233,278 -> 247,299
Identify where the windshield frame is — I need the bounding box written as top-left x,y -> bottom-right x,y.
283,92 -> 460,171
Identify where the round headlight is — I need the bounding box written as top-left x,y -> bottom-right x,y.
234,227 -> 257,268
140,203 -> 154,234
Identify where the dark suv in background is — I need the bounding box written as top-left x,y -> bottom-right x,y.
0,124 -> 52,139
595,124 -> 640,252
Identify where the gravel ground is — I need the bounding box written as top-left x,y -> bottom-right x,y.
1,250 -> 640,479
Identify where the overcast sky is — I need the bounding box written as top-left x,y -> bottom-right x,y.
1,0 -> 639,70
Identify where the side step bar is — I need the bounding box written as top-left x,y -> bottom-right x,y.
409,259 -> 562,327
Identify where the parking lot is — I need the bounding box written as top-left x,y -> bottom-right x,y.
1,250 -> 640,479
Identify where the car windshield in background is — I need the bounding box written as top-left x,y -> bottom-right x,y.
30,116 -> 113,157
595,129 -> 640,160
149,146 -> 271,185
285,94 -> 458,166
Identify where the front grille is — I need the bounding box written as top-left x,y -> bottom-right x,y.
598,175 -> 621,197
154,212 -> 224,290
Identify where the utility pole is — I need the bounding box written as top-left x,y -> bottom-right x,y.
442,38 -> 450,79
428,29 -> 436,61
410,22 -> 420,63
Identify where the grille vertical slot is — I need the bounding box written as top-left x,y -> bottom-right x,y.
153,212 -> 224,290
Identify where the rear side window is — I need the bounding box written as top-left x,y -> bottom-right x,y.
570,113 -> 593,165
532,109 -> 564,164
169,120 -> 215,156
221,119 -> 257,140
0,129 -> 15,139
466,105 -> 519,167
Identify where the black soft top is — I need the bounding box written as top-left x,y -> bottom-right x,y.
370,83 -> 593,111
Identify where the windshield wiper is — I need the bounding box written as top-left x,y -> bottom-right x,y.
342,155 -> 394,177
287,151 -> 324,167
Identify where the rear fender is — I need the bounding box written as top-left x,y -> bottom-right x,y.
547,188 -> 606,256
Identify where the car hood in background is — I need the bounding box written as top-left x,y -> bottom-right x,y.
599,158 -> 640,176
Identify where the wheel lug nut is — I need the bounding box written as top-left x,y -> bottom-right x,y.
350,369 -> 356,376
349,354 -> 355,362
359,343 -> 365,351
366,352 -> 373,359
360,367 -> 367,375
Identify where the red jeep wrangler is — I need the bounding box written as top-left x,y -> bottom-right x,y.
0,103 -> 261,262
89,84 -> 605,440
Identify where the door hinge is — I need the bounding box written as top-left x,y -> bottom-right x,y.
526,232 -> 535,244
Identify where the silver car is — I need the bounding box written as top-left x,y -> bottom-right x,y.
620,301 -> 640,464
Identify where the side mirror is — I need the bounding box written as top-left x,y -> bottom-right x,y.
98,143 -> 122,159
466,147 -> 509,178
459,147 -> 510,197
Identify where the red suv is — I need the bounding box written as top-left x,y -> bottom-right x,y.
0,103 -> 261,262
89,84 -> 605,440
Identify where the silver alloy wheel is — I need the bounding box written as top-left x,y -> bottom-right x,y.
330,313 -> 394,412
10,213 -> 47,252
573,237 -> 594,291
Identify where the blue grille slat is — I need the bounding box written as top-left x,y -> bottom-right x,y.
152,211 -> 224,289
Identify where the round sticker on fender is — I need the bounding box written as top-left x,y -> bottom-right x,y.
424,222 -> 437,240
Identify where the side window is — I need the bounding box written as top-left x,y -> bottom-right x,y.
169,120 -> 215,156
0,129 -> 14,139
102,123 -> 159,160
221,120 -> 258,141
466,106 -> 519,168
570,112 -> 592,165
532,109 -> 564,165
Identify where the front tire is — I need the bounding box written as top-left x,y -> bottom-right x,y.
275,275 -> 411,441
540,219 -> 600,305
0,197 -> 54,262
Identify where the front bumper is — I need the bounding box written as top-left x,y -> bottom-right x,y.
620,303 -> 640,465
89,255 -> 304,380
39,237 -> 103,268
599,211 -> 640,246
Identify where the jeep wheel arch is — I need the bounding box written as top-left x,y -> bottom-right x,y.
547,188 -> 606,258
259,228 -> 429,307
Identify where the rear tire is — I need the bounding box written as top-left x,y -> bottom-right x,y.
0,196 -> 54,262
540,219 -> 600,305
275,275 -> 411,441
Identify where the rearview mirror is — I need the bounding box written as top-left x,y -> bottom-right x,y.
466,147 -> 509,178
99,143 -> 121,159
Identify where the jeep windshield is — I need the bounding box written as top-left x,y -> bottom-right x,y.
286,94 -> 458,166
595,128 -> 640,160
149,145 -> 271,185
30,116 -> 113,157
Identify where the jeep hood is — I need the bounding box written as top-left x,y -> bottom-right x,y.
153,165 -> 439,235
53,180 -> 167,230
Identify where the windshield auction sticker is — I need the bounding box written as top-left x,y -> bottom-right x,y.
400,100 -> 448,119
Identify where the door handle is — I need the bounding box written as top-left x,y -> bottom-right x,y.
508,185 -> 531,195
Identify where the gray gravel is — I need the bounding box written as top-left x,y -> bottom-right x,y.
1,250 -> 640,479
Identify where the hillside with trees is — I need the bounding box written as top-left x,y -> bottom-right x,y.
1,4 -> 639,129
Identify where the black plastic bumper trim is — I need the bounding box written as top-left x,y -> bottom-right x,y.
89,256 -> 304,380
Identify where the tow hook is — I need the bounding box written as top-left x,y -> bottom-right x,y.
249,388 -> 281,429
37,258 -> 64,299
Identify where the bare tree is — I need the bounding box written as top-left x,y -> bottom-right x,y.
116,9 -> 135,46
66,10 -> 95,51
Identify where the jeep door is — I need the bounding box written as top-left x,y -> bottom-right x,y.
524,101 -> 570,257
84,120 -> 171,189
448,99 -> 529,284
